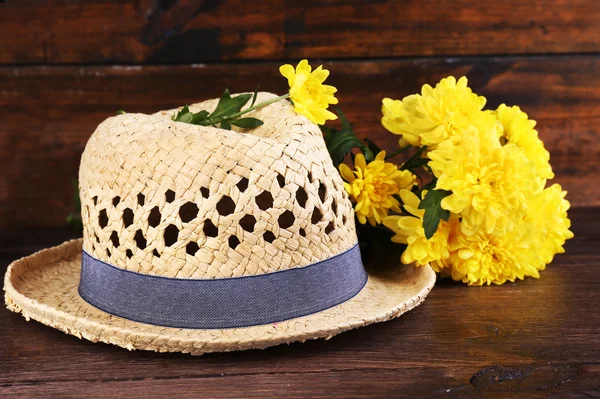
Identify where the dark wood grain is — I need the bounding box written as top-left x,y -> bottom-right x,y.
1,56 -> 599,228
0,207 -> 598,398
2,0 -> 600,65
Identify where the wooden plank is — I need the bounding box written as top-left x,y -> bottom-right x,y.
0,207 -> 599,398
2,0 -> 600,64
1,56 -> 598,228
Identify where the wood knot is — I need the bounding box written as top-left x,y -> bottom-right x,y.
470,364 -> 577,392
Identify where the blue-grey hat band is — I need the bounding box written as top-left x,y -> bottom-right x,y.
78,244 -> 367,329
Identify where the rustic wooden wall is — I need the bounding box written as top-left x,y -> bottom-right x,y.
1,0 -> 599,228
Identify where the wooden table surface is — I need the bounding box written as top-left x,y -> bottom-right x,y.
1,207 -> 598,398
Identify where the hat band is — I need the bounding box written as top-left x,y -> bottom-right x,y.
78,243 -> 367,329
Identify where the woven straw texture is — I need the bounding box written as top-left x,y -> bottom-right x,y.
3,93 -> 436,354
4,239 -> 435,354
80,92 -> 356,279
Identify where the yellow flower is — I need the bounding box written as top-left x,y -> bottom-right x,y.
381,98 -> 421,147
428,130 -> 542,235
339,151 -> 415,226
381,76 -> 499,149
494,104 -> 554,180
526,184 -> 574,264
447,218 -> 542,286
383,189 -> 459,269
279,59 -> 338,125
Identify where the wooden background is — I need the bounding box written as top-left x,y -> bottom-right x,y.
1,2 -> 600,398
1,0 -> 599,228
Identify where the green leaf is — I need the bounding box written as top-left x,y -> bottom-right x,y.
326,129 -> 364,167
401,157 -> 429,170
418,189 -> 452,239
116,110 -> 126,115
321,108 -> 365,167
336,107 -> 353,132
179,112 -> 194,124
191,110 -> 209,124
172,106 -> 211,125
220,120 -> 232,130
209,89 -> 252,120
67,180 -> 83,232
172,105 -> 190,121
320,124 -> 334,142
363,138 -> 382,160
363,147 -> 375,162
250,86 -> 260,107
230,117 -> 264,129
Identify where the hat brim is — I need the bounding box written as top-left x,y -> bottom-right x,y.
4,239 -> 435,355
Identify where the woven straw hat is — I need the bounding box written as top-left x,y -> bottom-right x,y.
4,93 -> 435,355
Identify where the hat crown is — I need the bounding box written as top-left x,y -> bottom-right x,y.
79,92 -> 357,279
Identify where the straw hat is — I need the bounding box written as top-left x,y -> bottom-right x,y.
4,93 -> 435,355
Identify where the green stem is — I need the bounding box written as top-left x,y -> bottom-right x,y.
229,93 -> 290,119
201,93 -> 290,126
385,145 -> 412,160
399,145 -> 428,171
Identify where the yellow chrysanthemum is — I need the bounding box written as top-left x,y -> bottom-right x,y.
381,76 -> 500,149
279,59 -> 338,125
494,104 -> 554,180
383,189 -> 459,269
526,184 -> 574,264
428,130 -> 542,235
381,98 -> 421,147
447,218 -> 542,286
339,151 -> 416,226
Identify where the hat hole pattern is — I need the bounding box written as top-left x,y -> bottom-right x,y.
239,214 -> 256,232
134,230 -> 147,250
255,191 -> 274,210
110,231 -> 120,248
229,235 -> 240,249
263,231 -> 276,243
217,196 -> 236,216
318,181 -> 327,203
186,242 -> 200,256
164,225 -> 179,246
204,220 -> 218,238
98,209 -> 108,229
278,210 -> 295,229
179,202 -> 199,223
236,177 -> 249,192
325,222 -> 335,234
165,189 -> 176,203
86,176 -> 347,269
83,170 -> 350,274
92,196 -> 98,206
295,187 -> 308,208
148,206 -> 161,227
311,208 -> 323,224
276,174 -> 285,188
123,208 -> 134,227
